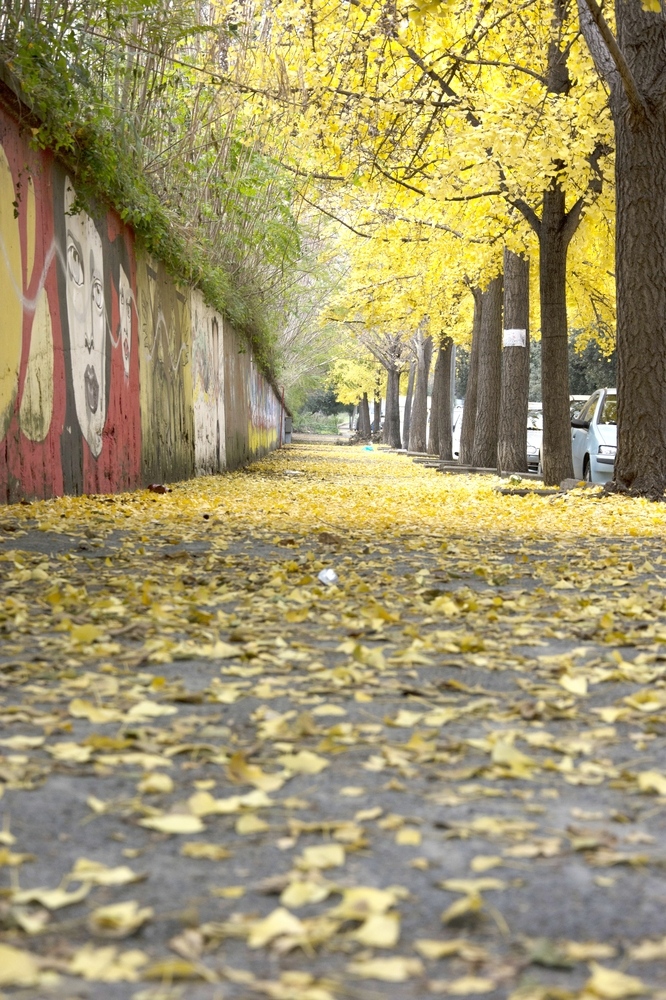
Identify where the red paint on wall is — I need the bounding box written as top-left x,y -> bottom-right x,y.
0,104 -> 142,501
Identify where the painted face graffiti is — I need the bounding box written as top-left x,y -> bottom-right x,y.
63,179 -> 106,457
118,263 -> 132,381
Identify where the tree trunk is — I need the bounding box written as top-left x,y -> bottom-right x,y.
358,393 -> 371,439
409,335 -> 433,453
402,358 -> 416,450
459,288 -> 482,465
498,250 -> 530,474
539,183 -> 574,485
437,337 -> 454,461
384,366 -> 402,448
613,119 -> 666,495
472,276 -> 503,469
372,395 -> 382,436
577,3 -> 666,497
428,347 -> 442,455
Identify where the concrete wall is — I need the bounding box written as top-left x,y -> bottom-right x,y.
224,325 -> 281,470
0,101 -> 283,503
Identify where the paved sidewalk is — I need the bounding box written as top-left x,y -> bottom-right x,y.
1,445 -> 666,999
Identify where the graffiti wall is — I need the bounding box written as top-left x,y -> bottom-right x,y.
192,290 -> 225,475
224,325 -> 281,471
0,96 -> 283,503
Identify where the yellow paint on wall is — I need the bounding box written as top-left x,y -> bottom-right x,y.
249,426 -> 278,454
26,173 -> 35,286
19,286 -> 53,442
137,253 -> 194,478
0,145 -> 23,440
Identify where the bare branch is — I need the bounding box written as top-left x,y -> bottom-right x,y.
448,52 -> 548,85
580,0 -> 647,120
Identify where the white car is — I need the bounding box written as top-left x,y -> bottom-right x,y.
527,404 -> 542,473
571,388 -> 616,483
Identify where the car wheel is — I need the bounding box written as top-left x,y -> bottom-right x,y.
583,457 -> 592,482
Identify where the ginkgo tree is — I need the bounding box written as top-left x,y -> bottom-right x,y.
576,0 -> 666,497
227,0 -> 617,482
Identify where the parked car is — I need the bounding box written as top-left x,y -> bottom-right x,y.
571,388 -> 616,483
527,397 -> 595,475
570,395 -> 589,418
527,404 -> 542,473
452,402 -> 464,458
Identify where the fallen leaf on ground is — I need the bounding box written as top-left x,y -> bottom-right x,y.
347,957 -> 423,981
87,900 -> 153,937
585,963 -> 647,999
139,814 -> 205,835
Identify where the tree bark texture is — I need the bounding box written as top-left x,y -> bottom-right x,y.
372,395 -> 382,436
459,288 -> 482,465
498,250 -> 530,474
472,276 -> 503,469
408,335 -> 433,453
402,358 -> 416,450
428,347 -> 442,455
539,184 -> 575,485
358,393 -> 371,439
579,2 -> 666,496
384,367 -> 402,448
437,337 -> 455,461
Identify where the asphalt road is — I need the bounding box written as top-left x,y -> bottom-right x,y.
1,444 -> 666,1000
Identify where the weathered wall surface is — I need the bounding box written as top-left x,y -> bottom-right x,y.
0,100 -> 283,503
224,325 -> 281,470
192,289 -> 225,476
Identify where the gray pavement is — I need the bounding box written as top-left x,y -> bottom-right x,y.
1,444 -> 666,999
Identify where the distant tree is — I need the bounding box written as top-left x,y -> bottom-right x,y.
569,339 -> 616,395
302,387 -> 349,415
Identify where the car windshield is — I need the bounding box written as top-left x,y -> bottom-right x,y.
577,393 -> 599,422
527,410 -> 542,430
600,395 -> 617,424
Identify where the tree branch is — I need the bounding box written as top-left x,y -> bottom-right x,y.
561,195 -> 585,246
580,0 -> 647,120
297,192 -> 371,238
510,197 -> 542,236
448,52 -> 548,86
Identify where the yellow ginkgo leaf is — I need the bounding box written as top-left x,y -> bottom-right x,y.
347,957 -> 423,982
297,844 -> 345,869
12,883 -> 91,910
46,742 -> 92,763
69,944 -> 148,982
585,962 -> 647,999
351,912 -> 400,948
247,907 -> 305,949
139,814 -> 205,835
396,827 -> 422,846
277,750 -> 329,774
280,879 -> 333,907
68,698 -> 122,723
180,842 -> 232,860
430,975 -> 496,995
414,938 -> 467,960
127,700 -> 178,720
87,900 -> 153,938
637,770 -> 666,796
441,893 -> 484,924
138,772 -> 174,794
330,886 -> 398,918
235,813 -> 269,835
560,674 -> 588,696
68,859 -> 141,886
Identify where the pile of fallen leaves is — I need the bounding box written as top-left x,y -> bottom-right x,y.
1,445 -> 666,999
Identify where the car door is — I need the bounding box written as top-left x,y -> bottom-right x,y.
571,391 -> 600,478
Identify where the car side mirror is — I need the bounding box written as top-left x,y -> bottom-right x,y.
571,418 -> 590,429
